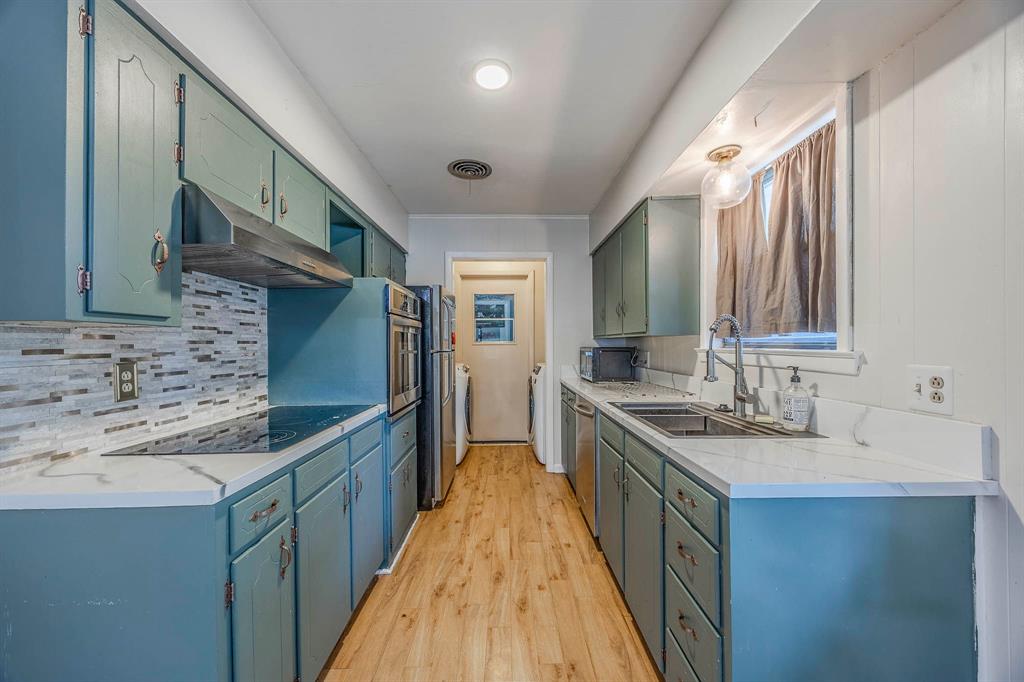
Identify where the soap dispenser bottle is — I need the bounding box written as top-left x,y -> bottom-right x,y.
781,366 -> 811,432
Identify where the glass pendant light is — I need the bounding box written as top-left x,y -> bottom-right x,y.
701,144 -> 752,209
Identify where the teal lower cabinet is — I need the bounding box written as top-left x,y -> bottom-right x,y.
390,446 -> 418,555
231,518 -> 297,682
597,438 -> 624,586
295,476 -> 352,681
352,444 -> 386,604
592,409 -> 979,681
623,462 -> 664,669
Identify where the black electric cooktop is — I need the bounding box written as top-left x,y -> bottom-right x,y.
104,405 -> 376,456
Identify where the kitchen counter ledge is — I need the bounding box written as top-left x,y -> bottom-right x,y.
561,375 -> 998,499
0,404 -> 386,510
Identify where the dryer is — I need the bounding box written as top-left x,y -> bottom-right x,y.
529,363 -> 546,464
455,363 -> 471,465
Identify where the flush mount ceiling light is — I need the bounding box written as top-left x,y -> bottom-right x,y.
473,59 -> 511,90
701,144 -> 752,209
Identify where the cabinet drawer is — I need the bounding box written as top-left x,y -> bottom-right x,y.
665,628 -> 700,682
230,474 -> 293,554
599,413 -> 624,452
666,505 -> 721,626
666,465 -> 720,545
625,433 -> 662,490
351,420 -> 384,463
294,439 -> 348,504
666,565 -> 722,682
389,410 -> 416,458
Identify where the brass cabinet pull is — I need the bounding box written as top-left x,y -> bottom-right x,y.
676,488 -> 698,509
612,465 -> 621,489
152,230 -> 170,273
260,182 -> 270,209
278,536 -> 292,578
342,484 -> 350,514
279,193 -> 289,216
676,541 -> 699,566
355,474 -> 363,499
249,498 -> 279,522
677,610 -> 699,641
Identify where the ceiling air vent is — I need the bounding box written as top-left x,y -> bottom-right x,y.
447,159 -> 492,180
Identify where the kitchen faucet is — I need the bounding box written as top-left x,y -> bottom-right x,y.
704,314 -> 753,418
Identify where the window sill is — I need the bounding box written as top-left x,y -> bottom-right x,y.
695,347 -> 865,376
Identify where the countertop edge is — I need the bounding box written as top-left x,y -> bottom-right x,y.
0,404 -> 386,511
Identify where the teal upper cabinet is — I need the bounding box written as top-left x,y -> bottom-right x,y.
592,197 -> 700,338
390,247 -> 407,286
366,226 -> 407,284
90,0 -> 181,321
0,0 -> 182,325
231,519 -> 297,682
179,71 -> 275,221
274,149 -> 328,250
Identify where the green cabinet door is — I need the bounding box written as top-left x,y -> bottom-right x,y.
351,445 -> 385,604
231,519 -> 297,682
598,439 -> 624,587
390,448 -> 417,553
295,476 -> 351,681
592,245 -> 607,337
180,72 -> 274,220
370,227 -> 392,279
624,462 -> 664,668
90,0 -> 181,320
604,232 -> 623,335
391,249 -> 407,285
620,203 -> 648,335
274,150 -> 327,249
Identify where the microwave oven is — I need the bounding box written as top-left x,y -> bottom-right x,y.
579,346 -> 636,382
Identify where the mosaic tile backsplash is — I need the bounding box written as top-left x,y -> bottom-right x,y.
0,272 -> 268,471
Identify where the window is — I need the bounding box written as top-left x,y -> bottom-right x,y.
759,167 -> 774,242
474,293 -> 515,343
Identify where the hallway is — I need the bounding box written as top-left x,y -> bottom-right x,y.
321,445 -> 659,682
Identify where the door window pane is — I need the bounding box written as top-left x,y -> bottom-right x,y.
474,294 -> 515,343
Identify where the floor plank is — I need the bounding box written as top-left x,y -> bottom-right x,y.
321,444 -> 659,682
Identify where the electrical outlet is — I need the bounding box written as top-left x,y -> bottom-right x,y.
114,361 -> 139,402
639,351 -> 650,368
908,365 -> 953,415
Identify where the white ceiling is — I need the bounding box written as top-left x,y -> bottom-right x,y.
247,0 -> 728,215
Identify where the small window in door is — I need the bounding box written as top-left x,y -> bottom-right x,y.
474,293 -> 515,343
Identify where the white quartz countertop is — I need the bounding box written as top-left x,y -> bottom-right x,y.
0,405 -> 386,510
561,376 -> 998,499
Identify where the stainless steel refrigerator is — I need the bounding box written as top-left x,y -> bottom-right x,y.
410,285 -> 456,508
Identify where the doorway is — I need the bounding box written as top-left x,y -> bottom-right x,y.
453,260 -> 546,443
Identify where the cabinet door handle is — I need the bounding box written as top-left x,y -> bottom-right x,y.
249,498 -> 279,522
677,610 -> 699,641
676,488 -> 698,510
612,465 -> 620,489
623,476 -> 630,501
260,182 -> 270,210
355,474 -> 363,499
279,193 -> 289,216
676,541 -> 699,567
279,536 -> 292,578
342,484 -> 350,514
152,230 -> 170,274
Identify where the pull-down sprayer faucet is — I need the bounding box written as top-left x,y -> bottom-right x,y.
704,314 -> 753,418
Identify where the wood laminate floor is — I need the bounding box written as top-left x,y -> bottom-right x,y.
320,444 -> 660,682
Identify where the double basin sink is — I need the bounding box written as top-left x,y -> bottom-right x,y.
608,402 -> 821,439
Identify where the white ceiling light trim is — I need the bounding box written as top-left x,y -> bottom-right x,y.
473,59 -> 511,90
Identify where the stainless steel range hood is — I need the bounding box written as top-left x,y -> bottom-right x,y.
182,184 -> 352,288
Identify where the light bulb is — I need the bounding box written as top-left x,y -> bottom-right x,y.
701,146 -> 752,209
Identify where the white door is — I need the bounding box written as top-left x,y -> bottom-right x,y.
457,274 -> 534,442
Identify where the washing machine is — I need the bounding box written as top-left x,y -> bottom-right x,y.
528,363 -> 546,464
455,363 -> 471,465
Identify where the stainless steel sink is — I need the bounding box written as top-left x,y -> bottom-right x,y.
608,402 -> 821,439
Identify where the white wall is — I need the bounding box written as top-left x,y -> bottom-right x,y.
133,0 -> 410,247
642,2 -> 1023,676
588,0 -> 818,249
407,215 -> 592,472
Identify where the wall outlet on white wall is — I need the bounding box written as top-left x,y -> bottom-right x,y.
908,365 -> 953,415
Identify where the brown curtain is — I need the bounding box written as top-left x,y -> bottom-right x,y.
716,120 -> 836,336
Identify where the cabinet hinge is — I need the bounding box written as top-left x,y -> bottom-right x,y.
174,81 -> 185,104
173,142 -> 184,164
642,209 -> 648,226
660,510 -> 665,526
78,7 -> 93,37
76,264 -> 92,295
388,479 -> 392,493
290,525 -> 298,544
224,581 -> 235,607
661,648 -> 666,664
